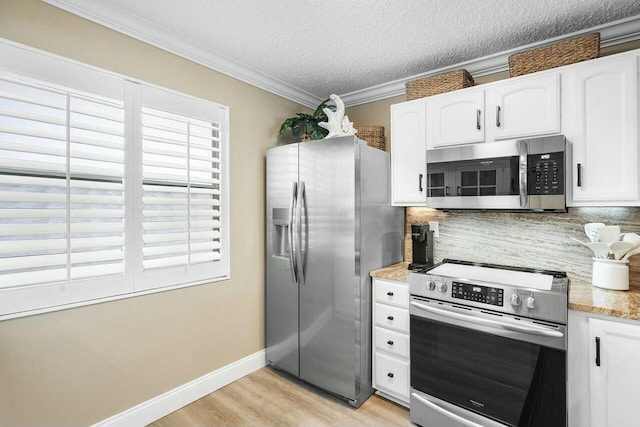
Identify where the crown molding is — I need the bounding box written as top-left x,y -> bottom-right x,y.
43,0 -> 324,108
42,2 -> 640,109
340,14 -> 640,107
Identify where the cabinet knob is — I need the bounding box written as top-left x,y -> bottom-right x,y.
387,291 -> 394,296
387,372 -> 395,378
387,315 -> 394,321
387,340 -> 394,346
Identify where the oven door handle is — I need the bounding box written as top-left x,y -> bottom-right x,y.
410,301 -> 564,338
411,392 -> 484,427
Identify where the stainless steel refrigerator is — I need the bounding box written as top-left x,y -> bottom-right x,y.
266,135 -> 403,407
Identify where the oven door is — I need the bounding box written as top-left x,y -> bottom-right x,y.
409,297 -> 566,427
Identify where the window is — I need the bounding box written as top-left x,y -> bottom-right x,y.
0,42 -> 229,317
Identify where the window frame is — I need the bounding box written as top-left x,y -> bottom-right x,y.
0,40 -> 230,320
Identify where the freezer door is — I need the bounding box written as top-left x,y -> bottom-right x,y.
266,144 -> 299,376
298,138 -> 358,400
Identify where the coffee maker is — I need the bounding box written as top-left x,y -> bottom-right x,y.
408,224 -> 434,271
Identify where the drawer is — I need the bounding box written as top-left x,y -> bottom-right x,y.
374,279 -> 409,308
374,352 -> 410,400
374,303 -> 409,333
375,326 -> 409,359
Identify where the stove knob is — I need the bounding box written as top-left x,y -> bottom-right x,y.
526,294 -> 537,310
437,282 -> 448,293
510,292 -> 522,307
427,280 -> 436,291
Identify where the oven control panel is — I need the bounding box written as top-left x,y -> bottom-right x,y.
451,281 -> 503,306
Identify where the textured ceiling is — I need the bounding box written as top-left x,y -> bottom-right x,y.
45,0 -> 640,105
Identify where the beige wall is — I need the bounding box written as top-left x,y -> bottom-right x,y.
0,1 -> 307,426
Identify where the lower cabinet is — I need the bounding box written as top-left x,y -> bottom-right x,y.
568,310 -> 640,427
372,278 -> 410,406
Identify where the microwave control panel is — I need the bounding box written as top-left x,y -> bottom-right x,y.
527,152 -> 564,195
451,281 -> 503,306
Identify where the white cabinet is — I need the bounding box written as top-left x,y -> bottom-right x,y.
427,88 -> 484,148
372,278 -> 410,406
566,55 -> 639,205
424,72 -> 560,149
568,310 -> 640,427
487,73 -> 560,140
589,318 -> 640,427
391,100 -> 426,206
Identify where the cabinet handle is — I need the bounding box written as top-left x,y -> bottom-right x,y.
577,163 -> 582,187
476,109 -> 481,130
387,372 -> 395,378
387,291 -> 394,296
387,340 -> 394,346
418,173 -> 424,192
496,106 -> 501,127
387,315 -> 394,321
595,336 -> 601,367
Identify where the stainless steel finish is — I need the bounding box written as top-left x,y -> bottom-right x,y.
426,135 -> 566,211
510,291 -> 522,307
476,109 -> 481,130
518,139 -> 528,208
295,180 -> 305,285
411,299 -> 565,341
266,143 -> 300,377
410,389 -> 506,427
289,182 -> 298,284
266,136 -> 403,408
496,105 -> 501,127
526,293 -> 537,309
409,264 -> 569,325
412,392 -> 484,427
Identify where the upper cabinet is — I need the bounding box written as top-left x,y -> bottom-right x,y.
565,55 -> 639,205
391,100 -> 426,206
427,88 -> 484,148
488,73 -> 561,140
424,73 -> 560,149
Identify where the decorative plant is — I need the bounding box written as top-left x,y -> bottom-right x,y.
279,99 -> 333,141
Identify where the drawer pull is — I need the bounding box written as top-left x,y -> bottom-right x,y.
386,291 -> 394,296
387,315 -> 394,321
387,340 -> 394,346
387,372 -> 394,378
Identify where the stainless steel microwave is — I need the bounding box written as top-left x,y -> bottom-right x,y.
426,135 -> 566,212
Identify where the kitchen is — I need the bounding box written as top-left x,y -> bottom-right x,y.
1,1 -> 640,426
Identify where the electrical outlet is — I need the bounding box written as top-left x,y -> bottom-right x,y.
429,221 -> 439,238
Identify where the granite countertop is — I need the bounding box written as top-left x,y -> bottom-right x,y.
371,263 -> 640,321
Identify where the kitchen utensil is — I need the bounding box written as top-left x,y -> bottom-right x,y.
585,242 -> 610,259
597,225 -> 621,244
622,232 -> 640,250
609,241 -> 634,260
584,223 -> 605,242
622,247 -> 640,261
570,236 -> 591,246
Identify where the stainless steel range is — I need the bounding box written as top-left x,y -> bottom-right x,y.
409,259 -> 569,427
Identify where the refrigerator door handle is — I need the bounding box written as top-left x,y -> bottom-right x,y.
296,181 -> 306,285
289,182 -> 298,284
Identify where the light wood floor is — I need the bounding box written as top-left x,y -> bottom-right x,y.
149,367 -> 412,426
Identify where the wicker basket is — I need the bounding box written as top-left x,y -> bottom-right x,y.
509,33 -> 600,77
355,126 -> 385,150
405,69 -> 474,101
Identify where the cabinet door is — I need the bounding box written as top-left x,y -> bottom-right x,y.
569,56 -> 639,203
589,318 -> 640,427
489,73 -> 560,140
391,100 -> 426,206
429,89 -> 484,147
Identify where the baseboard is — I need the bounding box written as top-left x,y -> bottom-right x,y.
93,349 -> 266,427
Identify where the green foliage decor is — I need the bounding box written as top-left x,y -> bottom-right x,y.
279,99 -> 332,141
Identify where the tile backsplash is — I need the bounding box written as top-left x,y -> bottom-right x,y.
406,207 -> 640,288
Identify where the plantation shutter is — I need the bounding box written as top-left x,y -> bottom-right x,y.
139,86 -> 226,289
0,74 -> 127,306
